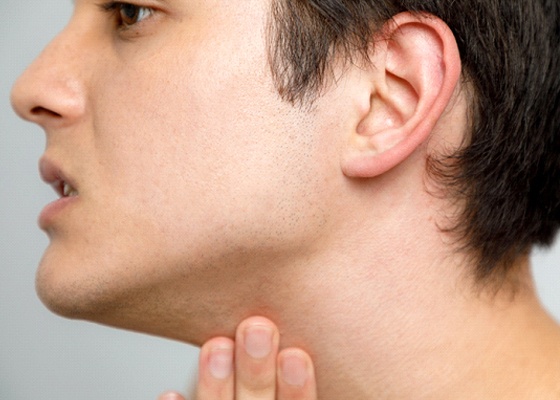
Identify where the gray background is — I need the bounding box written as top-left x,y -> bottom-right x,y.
1,1 -> 559,399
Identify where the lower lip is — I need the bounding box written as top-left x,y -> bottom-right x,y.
38,196 -> 79,229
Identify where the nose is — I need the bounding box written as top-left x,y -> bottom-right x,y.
10,24 -> 88,130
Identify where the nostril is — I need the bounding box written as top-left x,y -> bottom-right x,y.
31,106 -> 62,118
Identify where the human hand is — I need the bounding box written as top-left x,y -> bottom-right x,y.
158,316 -> 317,400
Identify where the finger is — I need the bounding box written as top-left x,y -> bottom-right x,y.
196,337 -> 235,400
158,391 -> 186,400
235,316 -> 280,399
277,349 -> 317,400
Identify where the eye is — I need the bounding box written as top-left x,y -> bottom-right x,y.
101,2 -> 154,30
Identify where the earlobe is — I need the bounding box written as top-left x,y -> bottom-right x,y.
341,12 -> 462,178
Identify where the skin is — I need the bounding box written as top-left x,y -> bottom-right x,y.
11,0 -> 560,399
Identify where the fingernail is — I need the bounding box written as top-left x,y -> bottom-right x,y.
208,344 -> 233,380
281,352 -> 308,387
158,392 -> 182,400
244,324 -> 273,359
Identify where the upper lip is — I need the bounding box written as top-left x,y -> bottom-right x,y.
39,156 -> 78,198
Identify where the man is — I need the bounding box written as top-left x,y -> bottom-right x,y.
11,0 -> 560,399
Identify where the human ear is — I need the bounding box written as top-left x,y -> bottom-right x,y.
341,12 -> 462,178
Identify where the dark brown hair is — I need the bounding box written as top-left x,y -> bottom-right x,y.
268,0 -> 560,280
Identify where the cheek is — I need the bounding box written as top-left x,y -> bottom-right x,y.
67,21 -> 334,297
91,0 -> 278,217
93,73 -> 325,258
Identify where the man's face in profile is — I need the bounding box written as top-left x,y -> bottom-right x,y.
11,0 -> 344,339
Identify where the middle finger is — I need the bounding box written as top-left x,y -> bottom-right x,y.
235,317 -> 280,399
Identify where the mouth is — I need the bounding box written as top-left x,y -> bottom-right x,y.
38,157 -> 80,229
39,157 -> 79,198
54,180 -> 79,198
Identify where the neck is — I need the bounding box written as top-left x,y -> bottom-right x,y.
262,255 -> 560,400
100,222 -> 560,399
160,183 -> 560,399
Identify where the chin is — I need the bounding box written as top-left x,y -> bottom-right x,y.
35,271 -> 110,321
34,249 -> 124,321
33,248 -> 184,341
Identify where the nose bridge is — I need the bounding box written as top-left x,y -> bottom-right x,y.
11,18 -> 91,126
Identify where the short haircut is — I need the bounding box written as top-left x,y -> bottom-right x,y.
268,0 -> 560,281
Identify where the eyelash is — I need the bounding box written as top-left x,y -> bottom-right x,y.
100,2 -> 155,30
